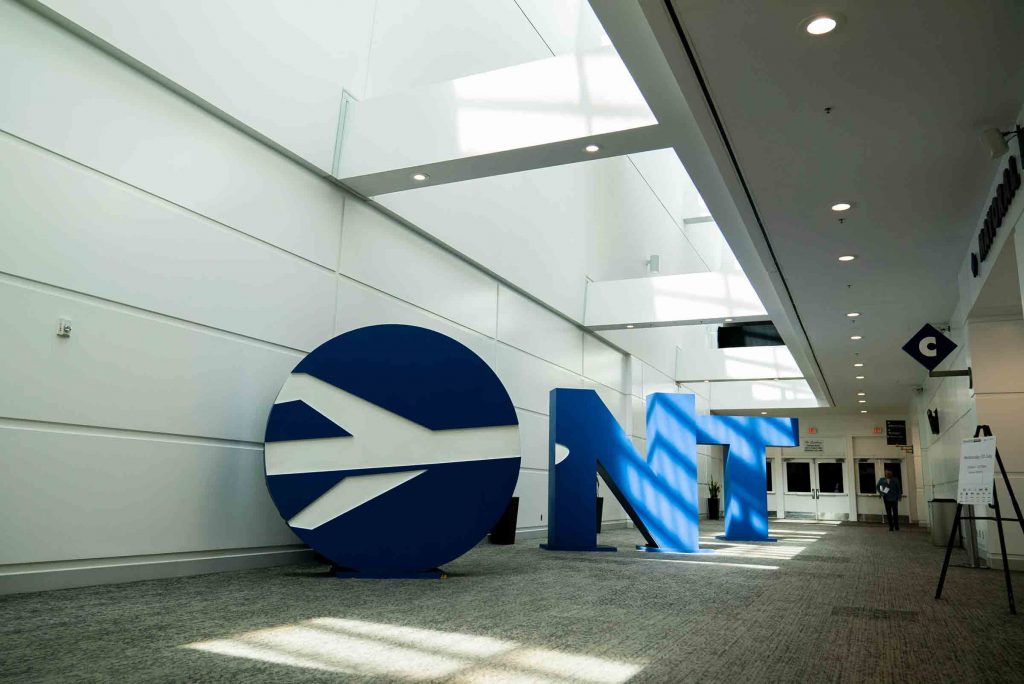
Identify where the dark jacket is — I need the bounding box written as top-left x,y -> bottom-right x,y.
877,477 -> 902,502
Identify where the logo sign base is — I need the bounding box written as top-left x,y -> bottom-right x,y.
636,546 -> 715,555
715,534 -> 778,544
539,543 -> 616,553
332,566 -> 447,580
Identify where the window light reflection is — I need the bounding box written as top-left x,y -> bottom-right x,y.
185,618 -> 643,683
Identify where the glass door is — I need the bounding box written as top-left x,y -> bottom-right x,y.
855,458 -> 907,523
815,460 -> 848,519
783,459 -> 816,518
783,458 -> 849,519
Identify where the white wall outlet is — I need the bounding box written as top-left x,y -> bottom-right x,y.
57,317 -> 72,337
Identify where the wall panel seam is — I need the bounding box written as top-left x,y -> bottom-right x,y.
0,129 -> 340,274
0,271 -> 308,356
0,416 -> 264,450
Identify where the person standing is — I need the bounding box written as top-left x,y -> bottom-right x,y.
877,469 -> 903,531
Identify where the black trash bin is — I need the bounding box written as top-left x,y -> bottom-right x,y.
489,496 -> 519,545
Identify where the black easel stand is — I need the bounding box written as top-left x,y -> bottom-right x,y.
935,425 -> 1024,614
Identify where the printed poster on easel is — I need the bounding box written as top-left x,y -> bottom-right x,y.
956,436 -> 996,505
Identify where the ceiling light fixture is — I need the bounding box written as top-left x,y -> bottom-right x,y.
626,324 -> 635,329
805,15 -> 839,35
854,363 -> 864,367
850,335 -> 862,340
838,255 -> 856,262
847,312 -> 860,318
724,318 -> 733,322
761,411 -> 768,415
831,202 -> 852,211
412,172 -> 429,182
861,410 -> 868,414
858,400 -> 867,404
855,375 -> 865,380
857,392 -> 865,396
585,143 -> 601,153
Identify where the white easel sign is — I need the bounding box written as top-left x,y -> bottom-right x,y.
957,436 -> 996,505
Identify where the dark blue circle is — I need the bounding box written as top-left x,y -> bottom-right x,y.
264,325 -> 520,573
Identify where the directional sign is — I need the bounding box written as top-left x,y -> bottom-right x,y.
886,420 -> 907,446
901,323 -> 957,372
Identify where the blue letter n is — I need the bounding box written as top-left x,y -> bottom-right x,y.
544,389 -> 798,552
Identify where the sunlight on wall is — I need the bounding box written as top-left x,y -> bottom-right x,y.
451,47 -> 653,156
184,617 -> 644,682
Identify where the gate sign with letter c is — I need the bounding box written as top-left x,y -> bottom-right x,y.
902,323 -> 957,372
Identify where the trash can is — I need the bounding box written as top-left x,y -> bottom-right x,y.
929,498 -> 960,547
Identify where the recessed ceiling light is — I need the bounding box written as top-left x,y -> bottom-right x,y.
585,144 -> 601,153
806,16 -> 839,35
626,324 -> 635,329
412,172 -> 429,182
831,202 -> 852,211
847,312 -> 860,318
855,375 -> 865,380
838,255 -> 856,262
761,411 -> 768,415
850,335 -> 862,340
860,410 -> 868,414
857,392 -> 865,396
724,318 -> 733,322
854,363 -> 864,367
858,400 -> 867,404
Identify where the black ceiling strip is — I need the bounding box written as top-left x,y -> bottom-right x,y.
663,0 -> 835,407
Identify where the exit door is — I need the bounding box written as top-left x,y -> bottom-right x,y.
783,459 -> 849,520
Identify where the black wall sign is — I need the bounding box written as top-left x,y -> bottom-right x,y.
886,420 -> 908,446
902,323 -> 957,372
971,125 -> 1023,278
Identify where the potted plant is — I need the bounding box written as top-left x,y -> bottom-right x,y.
707,478 -> 721,520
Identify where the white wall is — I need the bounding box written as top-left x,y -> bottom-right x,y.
0,1 -> 723,592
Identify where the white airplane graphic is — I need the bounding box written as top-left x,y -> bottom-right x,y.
266,373 -> 519,530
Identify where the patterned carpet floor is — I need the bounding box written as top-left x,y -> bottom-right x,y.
2,520 -> 1023,683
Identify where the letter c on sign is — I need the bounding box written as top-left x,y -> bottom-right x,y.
919,336 -> 937,358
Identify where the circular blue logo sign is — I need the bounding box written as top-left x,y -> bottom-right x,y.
264,324 -> 520,574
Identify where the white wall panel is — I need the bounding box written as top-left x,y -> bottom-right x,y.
340,200 -> 498,338
629,357 -> 644,398
642,363 -> 678,399
516,410 -> 549,472
0,426 -> 296,566
498,286 -> 582,374
37,0 -> 373,170
626,148 -> 707,226
969,319 -> 1024,394
495,344 -> 583,415
631,396 -> 646,439
333,277 -> 496,370
513,469 -> 548,529
598,327 -> 679,380
583,334 -> 627,392
584,158 -> 708,282
0,2 -> 344,268
0,279 -> 299,442
584,381 -> 629,430
709,379 -> 819,411
515,0 -> 611,56
377,164 -> 589,320
365,0 -> 549,97
0,135 -> 336,352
